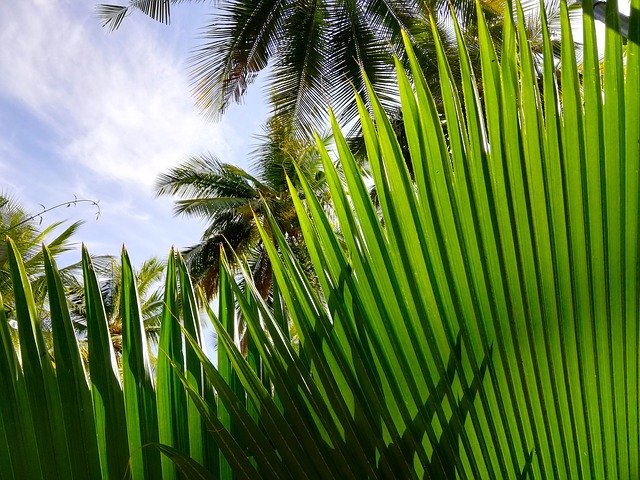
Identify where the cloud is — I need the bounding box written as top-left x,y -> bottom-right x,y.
0,0 -> 250,263
0,0 -> 235,189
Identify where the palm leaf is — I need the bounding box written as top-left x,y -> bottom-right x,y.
1,2 -> 636,479
44,247 -> 102,479
97,0 -> 183,30
0,293 -> 41,479
172,1 -> 640,478
97,4 -> 130,31
121,247 -> 161,479
7,238 -> 74,480
156,249 -> 187,480
190,0 -> 285,116
83,247 -> 131,479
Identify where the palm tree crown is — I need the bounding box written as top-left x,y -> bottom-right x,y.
66,254 -> 166,355
155,118 -> 329,299
0,193 -> 82,318
99,1 -> 514,130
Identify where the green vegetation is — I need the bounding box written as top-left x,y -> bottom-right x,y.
155,117 -> 329,301
98,0 -> 577,135
0,193 -> 83,318
65,254 -> 166,361
3,1 -> 639,479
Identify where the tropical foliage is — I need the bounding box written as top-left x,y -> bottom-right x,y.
97,0 -> 580,135
1,2 -> 639,480
0,193 -> 82,318
66,255 -> 166,355
155,117 -> 329,300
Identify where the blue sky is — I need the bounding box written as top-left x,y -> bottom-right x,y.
0,0 -> 269,267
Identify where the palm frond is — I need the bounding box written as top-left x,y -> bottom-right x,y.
3,3 -> 638,479
96,4 -> 130,31
97,0 -> 180,30
155,154 -> 260,201
173,197 -> 252,219
132,0 -> 171,23
190,0 -> 286,116
250,116 -> 327,191
1,194 -> 83,319
182,212 -> 260,299
191,2 -> 639,478
327,0 -> 398,128
269,0 -> 330,135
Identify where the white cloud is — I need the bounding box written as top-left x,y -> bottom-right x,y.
0,0 -> 235,189
0,0 -> 263,265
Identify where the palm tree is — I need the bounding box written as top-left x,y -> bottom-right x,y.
99,0 -> 573,134
0,193 -> 82,319
2,4 -> 638,477
155,117 -> 329,300
66,254 -> 166,356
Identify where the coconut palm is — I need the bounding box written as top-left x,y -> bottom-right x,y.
99,0 -> 584,135
66,254 -> 166,355
155,117 -> 329,300
0,192 -> 82,319
2,3 -> 639,478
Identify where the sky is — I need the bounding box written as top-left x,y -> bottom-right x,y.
0,0 -> 269,267
0,0 -> 630,270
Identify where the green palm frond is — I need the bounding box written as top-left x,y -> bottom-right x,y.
174,197 -> 252,219
183,213 -> 259,298
24,221 -> 83,269
97,0 -> 206,30
182,1 -> 639,478
66,254 -> 166,352
269,0 -> 330,135
4,5 -> 640,476
156,117 -> 329,301
3,2 -> 638,480
0,193 -> 83,318
250,115 -> 328,190
325,0 -> 398,126
97,4 -> 130,30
